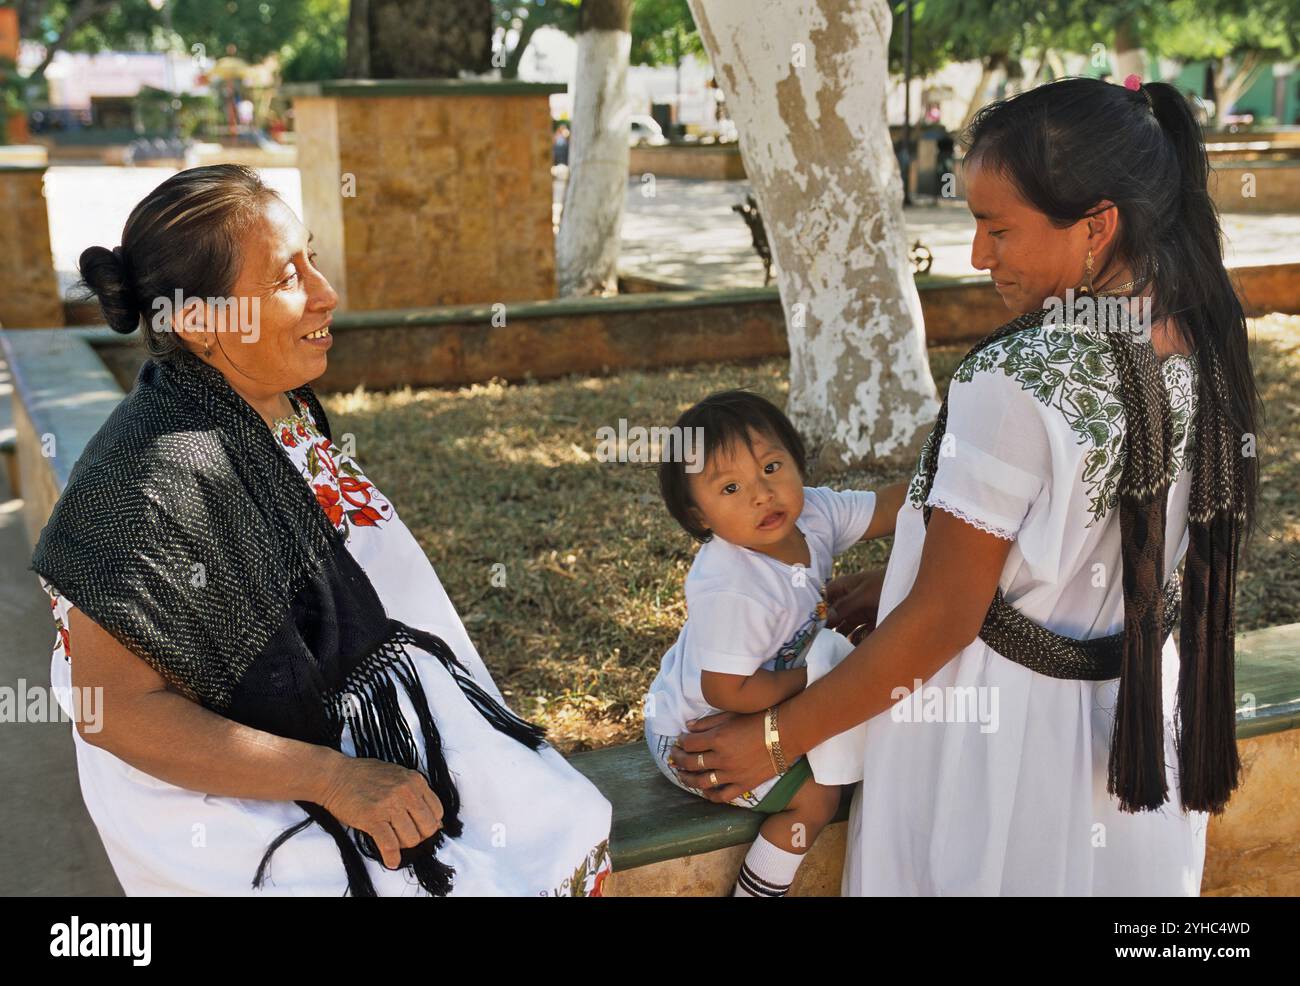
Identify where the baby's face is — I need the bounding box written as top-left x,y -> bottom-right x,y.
687,428 -> 804,552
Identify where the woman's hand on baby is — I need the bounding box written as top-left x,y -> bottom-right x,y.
319,755 -> 444,869
826,567 -> 885,640
670,711 -> 773,803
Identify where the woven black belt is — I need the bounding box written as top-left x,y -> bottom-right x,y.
977,574 -> 1182,681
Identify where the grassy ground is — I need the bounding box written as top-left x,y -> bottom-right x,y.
321,313 -> 1300,754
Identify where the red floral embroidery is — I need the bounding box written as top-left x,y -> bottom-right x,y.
337,475 -> 372,507
276,404 -> 391,541
349,504 -> 384,526
46,586 -> 72,661
314,483 -> 344,526
315,440 -> 338,478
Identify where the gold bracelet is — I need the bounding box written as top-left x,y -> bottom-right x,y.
763,705 -> 788,776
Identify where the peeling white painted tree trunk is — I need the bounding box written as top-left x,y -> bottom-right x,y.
556,1 -> 633,296
688,0 -> 939,466
1114,48 -> 1146,80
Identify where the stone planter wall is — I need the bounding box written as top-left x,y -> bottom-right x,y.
289,80 -> 564,311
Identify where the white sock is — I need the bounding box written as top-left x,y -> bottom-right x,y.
733,833 -> 805,897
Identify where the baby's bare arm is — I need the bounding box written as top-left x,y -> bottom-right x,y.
700,667 -> 807,714
861,481 -> 908,540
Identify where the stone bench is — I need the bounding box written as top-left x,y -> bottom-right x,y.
571,624 -> 1300,895
0,350 -> 15,493
1,327 -> 125,545
5,325 -> 1298,897
568,740 -> 853,896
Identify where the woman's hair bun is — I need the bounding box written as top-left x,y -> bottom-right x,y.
78,245 -> 142,335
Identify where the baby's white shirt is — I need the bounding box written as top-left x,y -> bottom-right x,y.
645,486 -> 877,736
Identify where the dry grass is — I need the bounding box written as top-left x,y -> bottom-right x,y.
1238,314 -> 1300,630
320,314 -> 1299,754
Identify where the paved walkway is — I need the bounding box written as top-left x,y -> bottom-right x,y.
40,167 -> 1300,298
0,354 -> 121,894
615,177 -> 1300,288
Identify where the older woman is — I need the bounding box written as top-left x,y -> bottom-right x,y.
672,78 -> 1259,895
32,165 -> 612,896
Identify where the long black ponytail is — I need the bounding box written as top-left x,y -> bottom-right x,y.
1143,82 -> 1260,541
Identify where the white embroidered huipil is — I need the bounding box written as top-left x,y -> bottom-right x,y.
43,393 -> 612,896
842,325 -> 1208,896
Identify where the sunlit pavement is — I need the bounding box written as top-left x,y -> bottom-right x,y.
41,166 -> 1300,298
0,364 -> 121,894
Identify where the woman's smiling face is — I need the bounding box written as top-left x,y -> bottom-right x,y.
965,156 -> 1095,314
184,195 -> 338,409
687,428 -> 805,552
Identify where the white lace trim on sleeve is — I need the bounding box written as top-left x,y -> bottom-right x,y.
927,497 -> 1018,542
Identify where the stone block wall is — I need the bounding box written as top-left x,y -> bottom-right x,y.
0,167 -> 64,328
294,83 -> 560,310
1211,161 -> 1300,213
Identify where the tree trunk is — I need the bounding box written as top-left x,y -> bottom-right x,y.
1213,50 -> 1265,125
959,52 -> 1005,134
556,0 -> 633,296
25,0 -> 114,82
1046,48 -> 1067,83
502,15 -> 542,79
688,0 -> 938,467
1029,48 -> 1049,86
345,0 -> 371,79
359,0 -> 494,79
1113,17 -> 1145,82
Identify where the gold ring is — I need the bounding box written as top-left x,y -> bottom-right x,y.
709,771 -> 719,787
696,753 -> 705,769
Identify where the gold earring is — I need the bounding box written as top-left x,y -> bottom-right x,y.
1080,249 -> 1095,296
203,335 -> 213,358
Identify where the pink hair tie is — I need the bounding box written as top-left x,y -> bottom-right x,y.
1124,73 -> 1142,91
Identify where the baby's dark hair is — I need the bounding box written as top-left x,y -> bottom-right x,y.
658,389 -> 807,543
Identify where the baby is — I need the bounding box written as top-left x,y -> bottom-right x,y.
644,389 -> 900,896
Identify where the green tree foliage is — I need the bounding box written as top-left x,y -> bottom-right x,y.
493,0 -> 580,78
169,0 -> 311,64
1151,0 -> 1299,101
629,0 -> 701,68
14,0 -> 319,79
280,0 -> 347,81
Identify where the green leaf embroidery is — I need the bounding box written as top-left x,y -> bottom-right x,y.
910,326 -> 1197,525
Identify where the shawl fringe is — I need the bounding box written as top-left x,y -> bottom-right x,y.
252,619 -> 546,897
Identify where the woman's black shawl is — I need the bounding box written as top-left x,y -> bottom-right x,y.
29,347 -> 545,896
